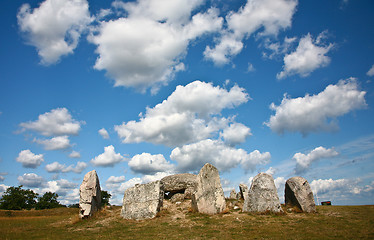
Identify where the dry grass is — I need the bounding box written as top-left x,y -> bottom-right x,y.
0,203 -> 373,239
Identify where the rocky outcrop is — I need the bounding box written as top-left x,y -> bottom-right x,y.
243,173 -> 283,213
160,173 -> 197,199
239,183 -> 248,200
285,177 -> 316,213
79,170 -> 101,218
230,189 -> 237,199
121,181 -> 164,220
191,163 -> 226,214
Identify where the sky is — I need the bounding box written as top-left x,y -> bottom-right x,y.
1,0 -> 374,206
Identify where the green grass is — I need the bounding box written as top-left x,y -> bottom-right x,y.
0,205 -> 373,239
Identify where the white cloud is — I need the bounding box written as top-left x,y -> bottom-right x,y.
33,135 -> 71,150
18,173 -> 44,187
115,81 -> 249,147
17,0 -> 92,65
204,0 -> 298,65
367,64 -> 374,77
220,122 -> 252,146
274,176 -> 286,203
0,184 -> 9,197
247,62 -> 255,72
266,78 -> 367,135
89,1 -> 222,92
39,179 -> 78,200
170,139 -> 270,172
293,146 -> 339,173
20,108 -> 82,137
90,145 -> 125,167
277,32 -> 333,79
0,176 -> 4,182
98,128 -> 110,139
310,178 -> 364,203
129,153 -> 174,174
16,150 -> 44,168
106,175 -> 126,183
0,172 -> 8,182
45,161 -> 87,173
69,151 -> 81,158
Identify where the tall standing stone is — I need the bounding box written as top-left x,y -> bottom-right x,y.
239,184 -> 248,200
243,173 -> 283,213
191,163 -> 226,214
79,170 -> 101,218
285,176 -> 316,213
121,180 -> 164,220
230,189 -> 237,199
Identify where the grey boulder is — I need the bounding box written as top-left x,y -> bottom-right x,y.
285,176 -> 316,213
121,180 -> 164,220
243,173 -> 283,213
191,163 -> 226,214
79,170 -> 101,218
160,173 -> 197,199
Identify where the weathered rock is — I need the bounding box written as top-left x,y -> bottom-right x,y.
239,183 -> 248,200
170,193 -> 185,203
191,163 -> 226,214
161,173 -> 197,199
121,180 -> 164,220
79,170 -> 101,218
243,173 -> 283,213
285,176 -> 316,213
230,189 -> 237,199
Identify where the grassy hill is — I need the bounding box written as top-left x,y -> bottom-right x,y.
0,201 -> 373,239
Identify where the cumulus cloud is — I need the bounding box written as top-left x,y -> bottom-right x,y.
170,139 -> 270,172
69,151 -> 81,158
18,173 -> 44,187
129,153 -> 174,174
277,32 -> 333,79
293,146 -> 339,173
98,128 -> 110,139
45,161 -> 87,173
89,0 -> 222,92
204,0 -> 298,65
17,0 -> 92,65
266,78 -> 367,135
33,135 -> 71,150
309,178 -> 365,203
367,64 -> 374,77
90,145 -> 125,167
115,81 -> 249,147
20,108 -> 82,137
0,173 -> 8,182
106,175 -> 126,184
220,122 -> 252,146
16,150 -> 44,168
39,179 -> 78,201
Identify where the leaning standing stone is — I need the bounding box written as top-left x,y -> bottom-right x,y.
121,180 -> 164,220
191,163 -> 226,214
285,176 -> 316,213
79,170 -> 101,218
243,173 -> 283,213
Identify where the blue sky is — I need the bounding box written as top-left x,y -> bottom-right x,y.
1,0 -> 374,206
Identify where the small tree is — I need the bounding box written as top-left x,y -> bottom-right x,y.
0,185 -> 38,210
101,190 -> 111,207
35,192 -> 63,210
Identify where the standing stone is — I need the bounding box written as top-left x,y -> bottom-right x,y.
243,173 -> 283,213
230,189 -> 237,199
239,183 -> 248,200
121,181 -> 164,220
79,170 -> 101,218
191,163 -> 226,214
285,177 -> 316,213
160,173 -> 197,199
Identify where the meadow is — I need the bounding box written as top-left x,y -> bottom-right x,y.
0,202 -> 373,239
